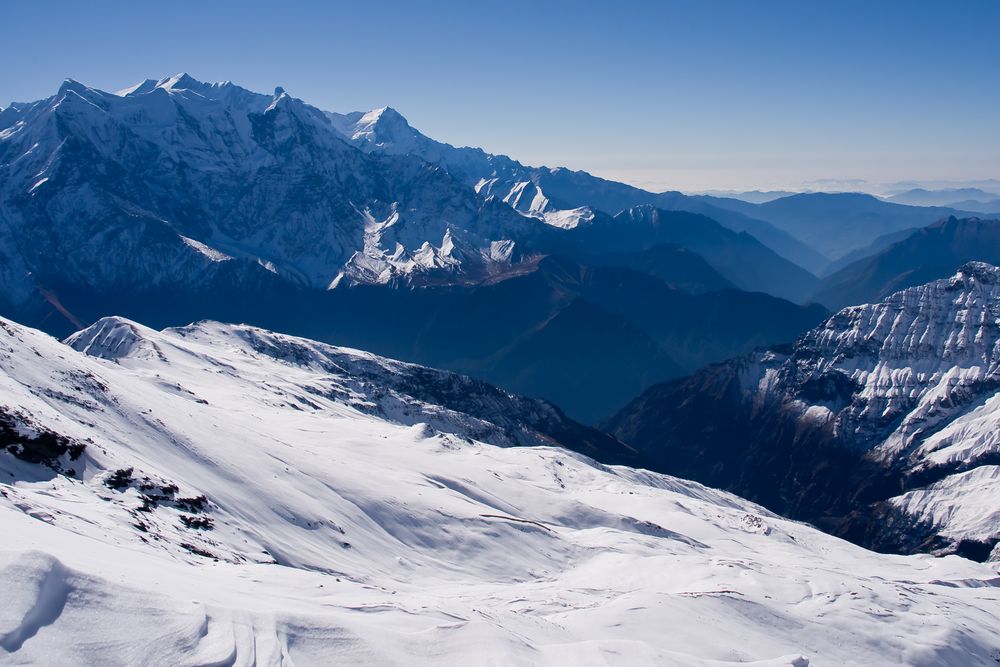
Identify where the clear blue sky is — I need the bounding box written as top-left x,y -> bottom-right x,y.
3,0 -> 999,192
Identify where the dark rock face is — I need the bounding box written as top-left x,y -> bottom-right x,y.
0,408 -> 87,476
607,264 -> 1000,562
605,359 -> 907,538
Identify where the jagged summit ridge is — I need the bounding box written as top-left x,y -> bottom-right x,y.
116,73 -> 248,100
810,262 -> 1000,386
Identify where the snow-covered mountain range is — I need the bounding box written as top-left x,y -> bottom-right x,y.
0,74 -> 837,425
0,73 -> 833,339
0,75 -> 552,307
3,72 -> 987,327
3,72 -> 1000,663
609,262 -> 1000,561
327,105 -> 596,229
327,103 -> 996,275
326,104 -> 833,275
2,315 -> 998,664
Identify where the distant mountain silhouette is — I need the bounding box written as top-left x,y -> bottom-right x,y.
813,217 -> 1000,309
556,206 -> 820,302
701,192 -> 980,264
887,187 -> 1000,207
584,243 -> 733,293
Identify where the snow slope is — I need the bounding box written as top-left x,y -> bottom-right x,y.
1,316 -> 999,665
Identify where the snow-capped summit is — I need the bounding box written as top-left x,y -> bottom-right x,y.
67,315 -> 163,361
2,314 -> 998,664
115,78 -> 158,96
153,72 -> 237,97
0,74 -> 825,335
329,106 -> 416,150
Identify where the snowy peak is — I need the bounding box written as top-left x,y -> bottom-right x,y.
116,78 -> 158,96
155,72 -> 202,91
108,73 -> 273,110
65,316 -> 163,361
811,262 -> 1000,385
355,106 -> 411,138
328,105 -> 425,153
148,73 -> 246,100
0,75 -> 541,307
326,105 -> 607,231
57,78 -> 94,97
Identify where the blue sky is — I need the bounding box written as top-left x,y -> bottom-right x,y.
3,0 -> 999,191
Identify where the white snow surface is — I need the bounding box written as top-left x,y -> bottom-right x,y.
891,467 -> 1000,549
1,315 -> 999,665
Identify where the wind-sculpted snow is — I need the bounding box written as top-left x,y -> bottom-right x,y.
610,263 -> 1000,560
1,315 -> 999,664
64,316 -> 635,460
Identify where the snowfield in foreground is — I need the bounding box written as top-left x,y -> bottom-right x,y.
0,316 -> 998,666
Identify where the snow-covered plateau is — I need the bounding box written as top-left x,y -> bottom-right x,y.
1,316 -> 998,665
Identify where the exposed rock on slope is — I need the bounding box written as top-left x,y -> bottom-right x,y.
329,105 -> 827,274
608,263 -> 1000,561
